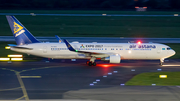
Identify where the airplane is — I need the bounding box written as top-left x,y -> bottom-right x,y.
6,15 -> 176,66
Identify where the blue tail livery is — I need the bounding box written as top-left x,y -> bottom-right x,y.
6,15 -> 40,45
55,35 -> 63,43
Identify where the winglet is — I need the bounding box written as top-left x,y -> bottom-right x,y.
63,39 -> 78,52
55,35 -> 63,43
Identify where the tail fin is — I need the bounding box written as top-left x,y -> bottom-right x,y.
55,35 -> 63,43
6,15 -> 40,45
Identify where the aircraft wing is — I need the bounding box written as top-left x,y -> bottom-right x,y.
63,39 -> 112,58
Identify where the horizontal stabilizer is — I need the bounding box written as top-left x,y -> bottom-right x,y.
11,46 -> 33,50
6,15 -> 40,45
8,44 -> 17,46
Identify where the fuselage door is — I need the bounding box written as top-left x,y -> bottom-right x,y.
157,46 -> 161,54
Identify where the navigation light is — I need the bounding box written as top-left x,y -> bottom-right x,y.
137,41 -> 141,44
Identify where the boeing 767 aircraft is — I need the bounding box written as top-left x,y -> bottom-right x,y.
6,15 -> 175,66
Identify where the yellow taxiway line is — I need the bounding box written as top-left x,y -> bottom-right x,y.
21,76 -> 41,78
0,87 -> 21,91
16,72 -> 29,101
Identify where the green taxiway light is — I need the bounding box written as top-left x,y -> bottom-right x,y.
75,50 -> 78,52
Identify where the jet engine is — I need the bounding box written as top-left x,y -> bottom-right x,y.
101,54 -> 121,63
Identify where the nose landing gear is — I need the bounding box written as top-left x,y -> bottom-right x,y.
160,58 -> 164,66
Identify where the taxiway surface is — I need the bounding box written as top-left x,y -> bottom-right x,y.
0,59 -> 180,101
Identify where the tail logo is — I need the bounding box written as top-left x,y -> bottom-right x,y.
13,22 -> 25,37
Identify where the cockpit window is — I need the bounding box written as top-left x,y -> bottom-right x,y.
167,48 -> 172,50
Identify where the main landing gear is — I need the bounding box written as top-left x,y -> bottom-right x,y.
86,61 -> 96,66
86,57 -> 96,66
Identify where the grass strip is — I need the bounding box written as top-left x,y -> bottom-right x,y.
126,72 -> 180,86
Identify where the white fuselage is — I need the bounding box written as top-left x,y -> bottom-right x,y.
10,42 -> 175,60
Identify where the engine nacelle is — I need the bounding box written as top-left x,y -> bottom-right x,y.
102,55 -> 121,63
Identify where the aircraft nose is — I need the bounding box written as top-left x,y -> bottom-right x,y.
171,50 -> 176,56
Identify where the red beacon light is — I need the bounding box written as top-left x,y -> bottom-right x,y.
137,41 -> 141,44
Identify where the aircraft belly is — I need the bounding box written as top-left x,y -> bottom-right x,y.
45,53 -> 87,59
54,54 -> 79,59
131,51 -> 160,59
122,51 -> 160,60
132,52 -> 147,59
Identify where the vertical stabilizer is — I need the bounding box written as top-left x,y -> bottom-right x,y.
6,15 -> 40,45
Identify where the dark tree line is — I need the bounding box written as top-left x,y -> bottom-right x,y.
0,0 -> 180,10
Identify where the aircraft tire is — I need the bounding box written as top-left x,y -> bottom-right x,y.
93,62 -> 96,66
88,62 -> 92,66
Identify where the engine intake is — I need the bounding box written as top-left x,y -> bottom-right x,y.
102,55 -> 121,63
